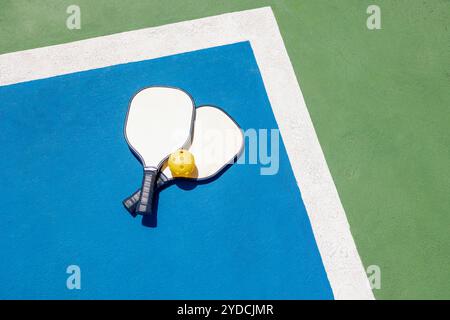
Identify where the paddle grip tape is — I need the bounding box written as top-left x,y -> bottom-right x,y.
123,190 -> 141,213
123,174 -> 168,215
136,167 -> 158,215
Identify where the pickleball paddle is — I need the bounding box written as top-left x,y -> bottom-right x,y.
124,86 -> 195,215
123,105 -> 244,214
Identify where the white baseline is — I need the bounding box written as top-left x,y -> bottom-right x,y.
0,7 -> 374,300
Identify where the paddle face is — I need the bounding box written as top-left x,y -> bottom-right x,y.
160,105 -> 243,181
125,86 -> 195,168
122,105 -> 244,215
124,86 -> 195,215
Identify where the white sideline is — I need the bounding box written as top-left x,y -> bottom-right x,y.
0,7 -> 374,300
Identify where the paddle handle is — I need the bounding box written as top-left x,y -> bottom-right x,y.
123,176 -> 166,215
136,167 -> 158,215
123,189 -> 141,215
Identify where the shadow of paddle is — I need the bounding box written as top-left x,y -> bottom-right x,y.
127,161 -> 237,228
173,163 -> 233,190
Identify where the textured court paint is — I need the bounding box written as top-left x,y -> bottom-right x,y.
1,1 -> 449,299
0,42 -> 334,299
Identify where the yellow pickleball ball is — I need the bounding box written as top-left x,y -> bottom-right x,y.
168,149 -> 196,177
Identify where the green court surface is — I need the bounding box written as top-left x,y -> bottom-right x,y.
1,0 -> 449,299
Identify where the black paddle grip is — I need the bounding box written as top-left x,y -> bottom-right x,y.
123,189 -> 141,214
122,176 -> 167,215
136,168 -> 158,215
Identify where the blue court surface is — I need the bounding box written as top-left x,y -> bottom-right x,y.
0,42 -> 333,299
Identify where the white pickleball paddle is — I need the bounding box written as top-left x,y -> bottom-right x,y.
124,86 -> 195,215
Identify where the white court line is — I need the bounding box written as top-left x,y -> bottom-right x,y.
0,7 -> 374,300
